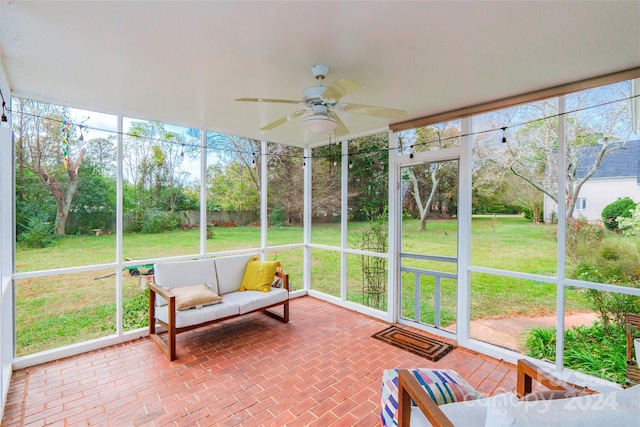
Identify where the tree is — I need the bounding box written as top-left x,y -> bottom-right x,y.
267,143 -> 304,224
207,134 -> 261,192
309,145 -> 341,221
502,173 -> 544,222
494,82 -> 633,220
69,160 -> 116,233
207,161 -> 260,211
13,98 -> 86,236
123,121 -> 195,213
347,133 -> 389,221
84,136 -> 116,177
205,134 -> 261,215
401,124 -> 459,230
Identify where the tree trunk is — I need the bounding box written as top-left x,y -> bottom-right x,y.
531,201 -> 541,224
406,168 -> 424,218
419,173 -> 440,230
47,147 -> 85,236
54,177 -> 78,234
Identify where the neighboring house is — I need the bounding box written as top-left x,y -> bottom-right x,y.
544,140 -> 640,222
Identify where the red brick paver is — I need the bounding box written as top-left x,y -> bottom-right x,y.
1,297 -> 516,426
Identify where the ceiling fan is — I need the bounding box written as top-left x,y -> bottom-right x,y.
236,64 -> 407,136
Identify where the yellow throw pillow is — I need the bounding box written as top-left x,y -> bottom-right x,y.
240,259 -> 281,292
172,284 -> 222,310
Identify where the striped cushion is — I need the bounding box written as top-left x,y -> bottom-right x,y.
380,368 -> 485,427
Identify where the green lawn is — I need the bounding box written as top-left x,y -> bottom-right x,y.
14,215 -> 591,356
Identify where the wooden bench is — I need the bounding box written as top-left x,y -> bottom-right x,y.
148,253 -> 289,361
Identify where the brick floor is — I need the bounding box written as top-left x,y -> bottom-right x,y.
1,297 -> 517,427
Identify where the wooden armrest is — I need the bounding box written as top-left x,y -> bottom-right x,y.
397,370 -> 455,427
516,359 -> 597,398
275,271 -> 290,291
148,282 -> 175,302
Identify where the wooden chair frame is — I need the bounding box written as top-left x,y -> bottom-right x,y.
397,359 -> 597,427
148,271 -> 289,361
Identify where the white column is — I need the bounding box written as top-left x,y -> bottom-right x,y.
556,96 -> 567,371
0,79 -> 15,410
457,117 -> 472,342
200,130 -> 207,256
340,139 -> 348,301
387,130 -> 399,323
260,140 -> 268,258
303,148 -> 312,290
115,115 -> 124,335
0,94 -> 12,279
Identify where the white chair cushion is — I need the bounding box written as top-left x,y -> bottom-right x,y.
222,288 -> 288,314
484,385 -> 640,427
214,253 -> 258,295
155,300 -> 240,329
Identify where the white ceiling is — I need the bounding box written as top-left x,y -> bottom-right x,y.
1,1 -> 639,148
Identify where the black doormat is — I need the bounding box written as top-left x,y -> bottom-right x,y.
372,325 -> 454,362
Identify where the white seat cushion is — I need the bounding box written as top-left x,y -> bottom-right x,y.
155,300 -> 240,329
222,288 -> 288,314
484,385 -> 640,427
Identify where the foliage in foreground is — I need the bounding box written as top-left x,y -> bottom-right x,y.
602,197 -> 635,231
123,289 -> 150,330
618,203 -> 640,236
18,213 -> 55,248
525,322 -> 627,384
565,217 -> 640,332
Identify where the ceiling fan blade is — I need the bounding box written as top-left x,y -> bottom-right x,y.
321,79 -> 360,100
339,103 -> 407,120
236,97 -> 300,104
260,110 -> 306,131
329,112 -> 349,137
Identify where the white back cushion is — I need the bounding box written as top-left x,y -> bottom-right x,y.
154,259 -> 219,305
214,253 -> 258,295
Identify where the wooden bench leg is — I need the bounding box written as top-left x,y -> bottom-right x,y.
167,298 -> 177,360
148,289 -> 178,361
168,327 -> 177,361
264,300 -> 289,323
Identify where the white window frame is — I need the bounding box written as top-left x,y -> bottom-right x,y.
576,197 -> 587,210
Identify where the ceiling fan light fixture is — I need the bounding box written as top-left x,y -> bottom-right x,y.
303,113 -> 337,134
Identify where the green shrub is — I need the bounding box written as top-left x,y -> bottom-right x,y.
570,234 -> 640,333
18,214 -> 55,248
617,204 -> 640,236
522,204 -> 543,223
602,197 -> 635,230
596,238 -> 640,280
122,289 -> 149,330
585,288 -> 640,333
524,327 -> 556,359
564,217 -> 605,265
526,323 -> 627,384
268,206 -> 285,227
575,238 -> 640,332
140,209 -> 179,234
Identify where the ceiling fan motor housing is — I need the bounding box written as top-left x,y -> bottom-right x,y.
302,86 -> 332,106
